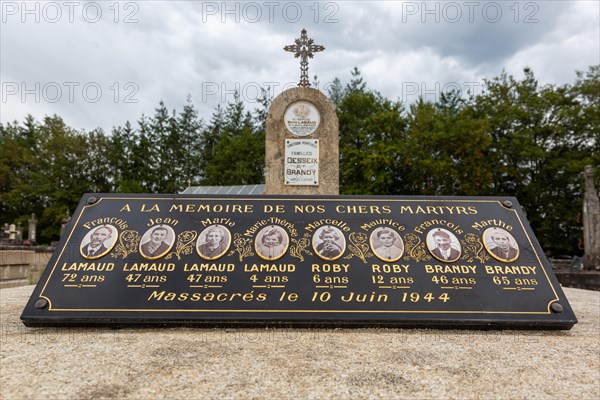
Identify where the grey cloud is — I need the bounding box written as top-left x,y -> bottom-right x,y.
0,1 -> 597,133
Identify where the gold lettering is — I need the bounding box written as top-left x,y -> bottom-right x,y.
169,204 -> 183,212
141,203 -> 160,212
485,265 -> 537,275
472,219 -> 513,231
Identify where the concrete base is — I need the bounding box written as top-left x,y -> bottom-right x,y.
555,270 -> 600,291
1,285 -> 598,399
0,249 -> 52,289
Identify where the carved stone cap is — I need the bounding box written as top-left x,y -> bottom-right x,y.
584,165 -> 595,177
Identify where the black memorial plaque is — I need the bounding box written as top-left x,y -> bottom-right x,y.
22,194 -> 577,329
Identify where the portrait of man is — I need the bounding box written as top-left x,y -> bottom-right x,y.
197,225 -> 231,260
80,225 -> 117,260
370,227 -> 404,262
312,226 -> 345,261
484,228 -> 519,262
255,225 -> 288,261
140,225 -> 175,260
427,228 -> 461,262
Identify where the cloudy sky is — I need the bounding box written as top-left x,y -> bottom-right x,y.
1,1 -> 599,133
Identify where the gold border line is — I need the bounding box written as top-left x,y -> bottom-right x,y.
41,196 -> 561,316
40,295 -> 52,309
67,196 -> 506,204
173,198 -> 506,204
46,307 -> 551,315
513,209 -> 559,306
40,203 -> 92,297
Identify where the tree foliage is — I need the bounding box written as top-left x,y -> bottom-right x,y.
1,66 -> 598,255
334,68 -> 407,195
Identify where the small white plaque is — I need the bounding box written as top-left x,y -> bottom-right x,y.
284,101 -> 321,137
285,139 -> 319,186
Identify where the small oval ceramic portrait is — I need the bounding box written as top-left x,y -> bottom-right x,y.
139,225 -> 175,260
80,224 -> 118,260
426,228 -> 462,263
255,225 -> 289,261
196,224 -> 231,260
483,227 -> 520,262
370,227 -> 404,262
312,225 -> 346,261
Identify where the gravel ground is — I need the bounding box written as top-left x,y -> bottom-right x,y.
1,285 -> 598,400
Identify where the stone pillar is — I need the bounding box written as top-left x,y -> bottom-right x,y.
2,223 -> 8,239
265,87 -> 339,195
8,224 -> 16,240
583,165 -> 600,270
15,223 -> 22,242
60,210 -> 71,237
28,213 -> 37,242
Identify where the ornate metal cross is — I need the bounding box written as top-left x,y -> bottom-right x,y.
284,29 -> 325,87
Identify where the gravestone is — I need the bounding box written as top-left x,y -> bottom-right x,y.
583,165 -> 600,270
28,213 -> 37,243
8,224 -> 16,240
264,29 -> 339,195
15,223 -> 22,242
60,210 -> 71,237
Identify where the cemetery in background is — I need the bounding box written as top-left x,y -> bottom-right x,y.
1,66 -> 599,289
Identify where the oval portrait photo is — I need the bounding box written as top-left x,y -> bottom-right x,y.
426,228 -> 462,263
255,225 -> 289,261
196,224 -> 231,260
483,227 -> 520,262
80,224 -> 118,260
312,225 -> 346,261
139,225 -> 175,260
370,227 -> 404,262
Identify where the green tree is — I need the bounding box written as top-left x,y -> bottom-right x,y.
81,129 -> 114,193
403,92 -> 492,195
111,121 -> 141,192
203,93 -> 265,185
333,68 -> 408,195
0,117 -> 37,224
472,68 -> 597,255
174,96 -> 204,189
199,105 -> 224,183
130,114 -> 158,193
147,101 -> 175,192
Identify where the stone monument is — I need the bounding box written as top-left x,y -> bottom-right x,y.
28,213 -> 37,243
583,165 -> 600,270
8,224 -> 17,241
16,223 -> 23,242
264,29 -> 339,195
59,209 -> 71,237
19,29 -> 578,331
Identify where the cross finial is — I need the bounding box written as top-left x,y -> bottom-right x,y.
284,29 -> 325,87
